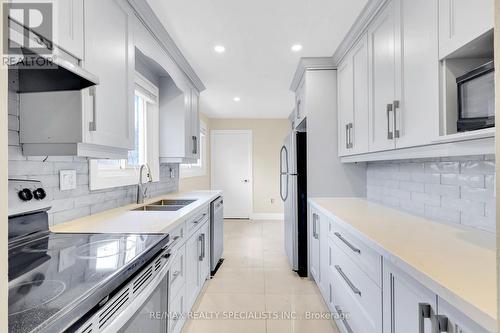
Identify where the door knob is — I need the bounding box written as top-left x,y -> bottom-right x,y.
242,179 -> 250,183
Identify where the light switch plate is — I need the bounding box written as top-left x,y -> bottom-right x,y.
60,170 -> 77,191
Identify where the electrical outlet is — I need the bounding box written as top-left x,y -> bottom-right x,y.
60,170 -> 77,191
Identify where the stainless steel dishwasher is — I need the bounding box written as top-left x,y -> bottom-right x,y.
210,196 -> 224,275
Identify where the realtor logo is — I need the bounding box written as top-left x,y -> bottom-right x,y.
3,2 -> 53,55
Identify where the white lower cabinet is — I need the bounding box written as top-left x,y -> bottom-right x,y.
309,202 -> 489,333
383,261 -> 437,333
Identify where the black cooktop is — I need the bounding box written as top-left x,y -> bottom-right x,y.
8,231 -> 169,333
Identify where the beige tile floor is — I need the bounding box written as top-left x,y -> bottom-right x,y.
182,219 -> 340,333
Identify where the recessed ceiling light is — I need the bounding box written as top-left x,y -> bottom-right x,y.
214,45 -> 226,53
291,44 -> 303,52
233,97 -> 241,102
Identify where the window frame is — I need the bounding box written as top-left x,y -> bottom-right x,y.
89,72 -> 160,191
180,120 -> 207,179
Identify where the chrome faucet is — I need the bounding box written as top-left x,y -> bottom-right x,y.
137,164 -> 153,204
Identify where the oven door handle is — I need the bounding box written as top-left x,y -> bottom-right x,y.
101,261 -> 170,332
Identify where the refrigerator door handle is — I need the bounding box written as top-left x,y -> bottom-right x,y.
280,146 -> 289,201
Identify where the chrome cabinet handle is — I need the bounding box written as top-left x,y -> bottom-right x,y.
312,213 -> 319,239
348,123 -> 353,148
192,136 -> 198,154
335,306 -> 354,333
345,124 -> 349,149
387,103 -> 393,139
393,100 -> 400,138
432,315 -> 449,332
198,233 -> 205,261
418,303 -> 431,333
192,213 -> 207,225
335,265 -> 361,296
88,86 -> 97,131
334,232 -> 361,254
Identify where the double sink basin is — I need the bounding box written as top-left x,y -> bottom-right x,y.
133,199 -> 196,212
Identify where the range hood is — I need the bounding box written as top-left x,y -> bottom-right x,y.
7,17 -> 99,93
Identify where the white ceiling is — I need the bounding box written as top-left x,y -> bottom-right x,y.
147,0 -> 368,119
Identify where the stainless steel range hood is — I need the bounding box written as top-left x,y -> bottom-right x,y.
7,17 -> 99,93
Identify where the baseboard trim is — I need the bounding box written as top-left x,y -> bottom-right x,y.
249,213 -> 284,220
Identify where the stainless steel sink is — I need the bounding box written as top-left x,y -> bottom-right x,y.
132,199 -> 197,212
150,199 -> 196,206
132,205 -> 184,212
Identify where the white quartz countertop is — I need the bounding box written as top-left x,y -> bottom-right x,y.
51,191 -> 222,234
309,197 -> 496,331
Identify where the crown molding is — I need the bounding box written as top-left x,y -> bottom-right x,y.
331,0 -> 388,66
289,57 -> 336,91
127,0 -> 206,92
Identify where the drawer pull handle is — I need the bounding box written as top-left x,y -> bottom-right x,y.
334,232 -> 361,254
432,315 -> 449,332
193,213 -> 208,225
334,306 -> 354,333
418,303 -> 431,333
335,265 -> 361,297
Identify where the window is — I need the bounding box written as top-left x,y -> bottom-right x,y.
180,120 -> 207,178
89,73 -> 160,190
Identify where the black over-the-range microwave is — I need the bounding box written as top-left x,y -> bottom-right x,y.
457,60 -> 495,132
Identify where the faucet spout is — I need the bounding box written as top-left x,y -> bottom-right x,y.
137,164 -> 153,204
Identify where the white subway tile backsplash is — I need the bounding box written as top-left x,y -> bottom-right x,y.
367,155 -> 496,232
441,174 -> 485,188
425,161 -> 459,174
460,160 -> 495,175
9,161 -> 54,176
424,184 -> 459,198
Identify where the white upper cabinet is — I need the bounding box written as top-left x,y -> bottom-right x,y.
338,0 -> 440,156
294,77 -> 306,127
367,0 -> 398,152
83,0 -> 135,151
54,0 -> 84,59
338,33 -> 369,156
159,78 -> 200,164
395,0 -> 439,148
438,0 -> 494,59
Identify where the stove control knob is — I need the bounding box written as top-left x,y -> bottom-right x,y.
18,188 -> 33,201
33,188 -> 46,200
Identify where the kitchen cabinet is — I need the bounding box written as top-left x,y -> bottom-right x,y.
367,0 -> 398,152
338,0 -> 439,155
159,79 -> 200,164
184,216 -> 210,310
437,297 -> 490,333
20,0 -> 135,159
54,0 -> 84,59
438,0 -> 494,59
82,0 -> 135,152
309,208 -> 321,284
338,33 -> 369,156
383,261 -> 437,333
294,77 -> 306,128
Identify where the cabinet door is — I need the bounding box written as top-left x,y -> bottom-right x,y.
54,0 -> 84,59
83,0 -> 135,150
198,222 -> 210,283
318,213 -> 330,299
438,0 -> 494,59
191,89 -> 200,161
396,0 -> 439,148
437,297 -> 490,333
351,33 -> 370,154
337,58 -> 353,157
383,261 -> 437,333
183,89 -> 194,160
368,0 -> 397,152
185,232 -> 201,309
295,78 -> 306,124
309,209 -> 321,283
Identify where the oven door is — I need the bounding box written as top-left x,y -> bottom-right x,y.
118,272 -> 169,332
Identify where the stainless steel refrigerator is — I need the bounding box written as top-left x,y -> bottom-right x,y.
280,131 -> 307,277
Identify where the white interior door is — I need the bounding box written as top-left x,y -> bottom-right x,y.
211,130 -> 253,218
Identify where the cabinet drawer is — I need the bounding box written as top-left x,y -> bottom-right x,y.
170,222 -> 185,248
170,245 -> 185,299
330,218 -> 381,287
186,206 -> 209,234
330,239 -> 382,333
169,286 -> 186,333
